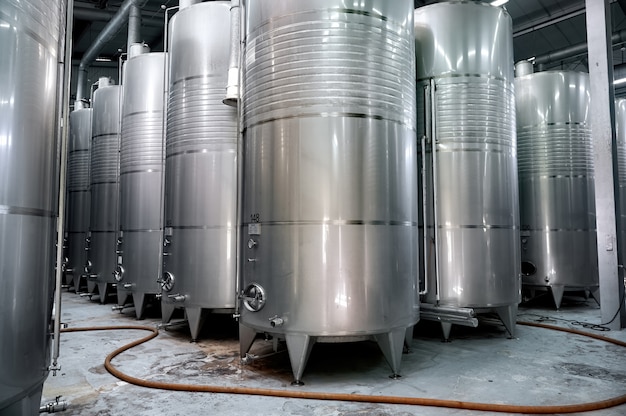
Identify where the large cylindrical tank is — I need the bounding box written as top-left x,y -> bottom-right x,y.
516,69 -> 598,308
0,0 -> 64,413
616,99 -> 626,279
86,78 -> 122,303
65,106 -> 92,292
414,2 -> 520,334
116,51 -> 165,318
161,1 -> 238,340
239,0 -> 419,384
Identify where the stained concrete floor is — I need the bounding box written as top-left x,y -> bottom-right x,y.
42,290 -> 626,416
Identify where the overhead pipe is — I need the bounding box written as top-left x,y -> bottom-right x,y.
127,5 -> 142,53
223,0 -> 241,106
75,0 -> 147,102
530,28 -> 626,66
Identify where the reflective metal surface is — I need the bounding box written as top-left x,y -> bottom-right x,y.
66,108 -> 92,291
0,0 -> 64,412
116,52 -> 165,318
240,0 -> 418,382
162,1 -> 238,339
516,70 -> 598,307
615,98 -> 626,280
87,81 -> 122,303
415,2 -> 520,314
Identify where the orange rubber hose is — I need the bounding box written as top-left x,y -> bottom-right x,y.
61,321 -> 626,414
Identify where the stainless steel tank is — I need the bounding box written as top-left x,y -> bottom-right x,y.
66,105 -> 92,292
85,78 -> 122,304
116,51 -> 165,318
161,1 -> 238,340
0,0 -> 64,412
617,98 -> 626,274
516,69 -> 598,308
239,0 -> 419,384
414,1 -> 520,339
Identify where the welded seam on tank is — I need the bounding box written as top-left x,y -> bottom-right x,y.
416,73 -> 511,84
119,229 -> 162,233
243,112 -> 416,132
241,220 -> 417,227
120,169 -> 162,176
170,74 -> 224,87
523,175 -> 594,179
90,230 -> 117,233
518,121 -> 588,129
165,147 -> 238,159
520,227 -> 597,232
0,205 -> 55,218
123,109 -> 164,118
167,225 -> 235,230
92,133 -> 120,140
435,224 -> 518,230
0,9 -> 58,57
91,181 -> 118,185
69,149 -> 89,154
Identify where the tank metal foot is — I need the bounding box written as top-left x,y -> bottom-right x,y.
239,324 -> 257,359
550,285 -> 565,310
285,333 -> 315,385
374,327 -> 406,376
495,303 -> 518,338
291,380 -> 305,387
389,373 -> 402,380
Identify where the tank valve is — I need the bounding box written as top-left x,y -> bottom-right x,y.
247,238 -> 258,249
269,316 -> 284,327
123,283 -> 133,289
168,293 -> 186,302
39,396 -> 68,413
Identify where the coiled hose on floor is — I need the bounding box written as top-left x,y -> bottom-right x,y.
61,321 -> 626,414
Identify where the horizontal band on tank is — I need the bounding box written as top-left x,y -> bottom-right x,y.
518,121 -> 588,129
69,149 -> 89,154
91,181 -> 118,185
89,230 -> 117,233
520,228 -> 597,232
0,205 -> 56,218
67,231 -> 88,234
120,169 -> 163,176
171,73 -> 224,87
119,228 -> 163,233
68,189 -> 89,193
166,225 -> 235,230
430,224 -> 518,230
0,8 -> 59,57
92,133 -> 120,139
165,147 -> 237,159
520,174 -> 594,179
434,147 -> 514,154
243,111 -> 415,132
242,220 -> 418,227
123,109 -> 164,118
416,72 -> 510,84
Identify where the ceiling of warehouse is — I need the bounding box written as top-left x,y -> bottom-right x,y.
71,0 -> 626,91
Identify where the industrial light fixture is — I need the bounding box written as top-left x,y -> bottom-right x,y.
491,0 -> 509,6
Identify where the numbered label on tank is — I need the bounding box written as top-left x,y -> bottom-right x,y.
248,223 -> 261,235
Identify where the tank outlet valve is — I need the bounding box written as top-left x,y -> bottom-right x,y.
112,305 -> 125,311
247,258 -> 258,262
123,283 -> 133,289
39,396 -> 68,413
155,293 -> 162,300
113,265 -> 125,282
269,316 -> 284,327
168,293 -> 186,302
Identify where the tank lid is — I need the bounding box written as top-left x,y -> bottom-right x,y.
515,60 -> 534,77
179,0 -> 202,10
129,42 -> 150,59
98,77 -> 113,87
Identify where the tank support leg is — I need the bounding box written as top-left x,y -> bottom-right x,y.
87,279 -> 97,295
132,292 -> 146,320
97,282 -> 109,304
375,327 -> 406,378
404,325 -> 414,353
186,307 -> 205,341
589,287 -> 601,306
117,290 -> 130,309
495,304 -> 518,338
440,322 -> 452,342
239,324 -> 257,358
285,333 -> 316,386
550,285 -> 565,309
161,301 -> 176,325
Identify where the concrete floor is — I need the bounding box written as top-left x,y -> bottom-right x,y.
42,291 -> 626,416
